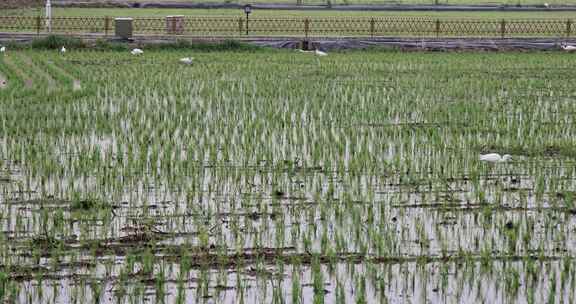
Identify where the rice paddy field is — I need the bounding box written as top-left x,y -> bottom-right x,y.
1,47 -> 576,303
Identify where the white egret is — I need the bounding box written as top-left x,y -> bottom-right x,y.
179,57 -> 193,65
479,153 -> 512,163
60,46 -> 66,53
298,49 -> 327,56
561,43 -> 576,51
314,49 -> 328,56
131,48 -> 143,55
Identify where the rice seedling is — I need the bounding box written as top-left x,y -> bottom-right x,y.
0,47 -> 575,303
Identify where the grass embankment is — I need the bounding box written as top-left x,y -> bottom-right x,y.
2,0 -> 575,6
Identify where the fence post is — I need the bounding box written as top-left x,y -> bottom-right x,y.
36,15 -> 41,35
238,17 -> 243,36
172,17 -> 177,34
370,18 -> 375,38
567,19 -> 572,38
245,14 -> 249,35
500,19 -> 506,38
435,19 -> 440,37
104,16 -> 110,37
304,18 -> 310,39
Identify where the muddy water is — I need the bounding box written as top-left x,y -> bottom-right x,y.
1,161 -> 575,303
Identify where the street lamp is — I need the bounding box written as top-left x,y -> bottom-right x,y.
243,4 -> 252,35
46,0 -> 52,32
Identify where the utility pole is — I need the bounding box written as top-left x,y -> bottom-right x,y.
46,0 -> 52,32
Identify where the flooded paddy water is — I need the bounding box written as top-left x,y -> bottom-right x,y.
0,49 -> 576,303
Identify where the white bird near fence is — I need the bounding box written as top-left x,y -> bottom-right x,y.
298,48 -> 328,56
179,57 -> 193,65
60,46 -> 66,53
479,153 -> 512,163
131,48 -> 144,55
561,43 -> 576,51
314,49 -> 328,56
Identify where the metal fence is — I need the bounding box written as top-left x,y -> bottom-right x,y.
0,15 -> 574,38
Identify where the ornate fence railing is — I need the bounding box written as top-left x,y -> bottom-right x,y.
0,15 -> 574,38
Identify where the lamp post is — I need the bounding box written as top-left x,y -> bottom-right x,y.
243,4 -> 252,35
46,0 -> 52,32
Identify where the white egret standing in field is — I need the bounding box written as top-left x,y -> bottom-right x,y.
479,153 -> 512,163
560,42 -> 576,51
315,49 -> 328,56
297,47 -> 327,67
131,48 -> 143,55
297,48 -> 327,56
179,57 -> 193,65
60,46 -> 66,53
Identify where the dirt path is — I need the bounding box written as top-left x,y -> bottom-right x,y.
236,37 -> 572,51
0,33 -> 573,51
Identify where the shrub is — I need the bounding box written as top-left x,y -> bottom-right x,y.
31,35 -> 85,50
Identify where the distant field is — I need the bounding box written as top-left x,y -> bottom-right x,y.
2,0 -> 575,8
2,7 -> 576,19
41,0 -> 576,5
